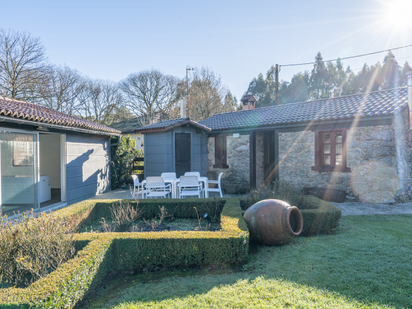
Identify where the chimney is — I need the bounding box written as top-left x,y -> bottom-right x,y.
408,71 -> 412,127
240,94 -> 257,111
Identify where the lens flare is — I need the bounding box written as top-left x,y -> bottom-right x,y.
382,0 -> 412,30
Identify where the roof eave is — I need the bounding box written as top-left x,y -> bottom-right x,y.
135,120 -> 211,134
0,115 -> 121,136
205,114 -> 396,134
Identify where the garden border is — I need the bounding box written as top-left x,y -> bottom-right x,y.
0,198 -> 248,308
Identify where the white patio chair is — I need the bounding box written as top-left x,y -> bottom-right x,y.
184,172 -> 200,178
161,172 -> 177,180
145,177 -> 172,199
183,172 -> 203,196
207,172 -> 224,198
178,176 -> 203,198
131,175 -> 147,199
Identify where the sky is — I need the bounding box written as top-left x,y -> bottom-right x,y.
1,0 -> 412,101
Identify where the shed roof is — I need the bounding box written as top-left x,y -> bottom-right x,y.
135,117 -> 211,133
199,87 -> 409,131
0,96 -> 121,135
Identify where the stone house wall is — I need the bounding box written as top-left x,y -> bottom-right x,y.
207,134 -> 250,194
278,118 -> 411,203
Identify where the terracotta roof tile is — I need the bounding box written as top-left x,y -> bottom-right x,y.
0,97 -> 120,134
0,97 -> 120,135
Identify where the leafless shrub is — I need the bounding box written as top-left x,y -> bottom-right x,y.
100,217 -> 116,232
0,211 -> 75,288
144,206 -> 170,231
110,200 -> 143,232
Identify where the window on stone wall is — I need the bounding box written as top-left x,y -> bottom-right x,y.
312,129 -> 351,172
214,135 -> 229,168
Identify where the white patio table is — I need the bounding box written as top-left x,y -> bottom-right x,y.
141,176 -> 179,198
175,176 -> 209,198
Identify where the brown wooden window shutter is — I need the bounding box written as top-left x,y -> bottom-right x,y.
213,135 -> 229,168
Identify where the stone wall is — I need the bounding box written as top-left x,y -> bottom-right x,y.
278,121 -> 410,203
208,134 -> 250,194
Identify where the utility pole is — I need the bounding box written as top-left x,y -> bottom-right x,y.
275,64 -> 279,105
186,66 -> 193,118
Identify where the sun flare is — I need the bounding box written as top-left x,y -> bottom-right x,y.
382,0 -> 412,30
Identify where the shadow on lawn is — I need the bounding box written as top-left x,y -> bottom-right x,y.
79,215 -> 412,309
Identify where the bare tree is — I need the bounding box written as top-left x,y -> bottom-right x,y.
37,65 -> 84,115
186,67 -> 233,121
119,69 -> 180,117
78,79 -> 123,125
0,29 -> 49,101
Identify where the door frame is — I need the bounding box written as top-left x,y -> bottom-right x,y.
38,132 -> 67,204
173,130 -> 193,174
0,127 -> 39,211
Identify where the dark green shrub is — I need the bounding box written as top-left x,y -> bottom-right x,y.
110,136 -> 138,189
244,180 -> 306,208
298,196 -> 342,236
0,211 -> 75,288
86,198 -> 225,227
241,182 -> 341,236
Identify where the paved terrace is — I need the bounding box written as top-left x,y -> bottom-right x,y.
93,189 -> 412,216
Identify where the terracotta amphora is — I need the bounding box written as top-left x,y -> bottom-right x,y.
243,199 -> 303,246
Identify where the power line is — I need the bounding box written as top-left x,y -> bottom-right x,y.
280,43 -> 412,68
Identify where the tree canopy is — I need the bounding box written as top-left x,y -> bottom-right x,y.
245,51 -> 412,107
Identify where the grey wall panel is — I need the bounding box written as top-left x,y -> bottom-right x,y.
144,127 -> 208,178
65,133 -> 110,204
144,132 -> 168,177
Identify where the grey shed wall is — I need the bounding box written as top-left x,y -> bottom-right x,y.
66,132 -> 111,205
144,126 -> 208,177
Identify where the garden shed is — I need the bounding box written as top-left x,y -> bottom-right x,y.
135,118 -> 210,178
0,96 -> 120,215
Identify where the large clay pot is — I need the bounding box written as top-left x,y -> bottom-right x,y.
243,199 -> 303,246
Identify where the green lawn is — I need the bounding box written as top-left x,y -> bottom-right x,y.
80,215 -> 412,309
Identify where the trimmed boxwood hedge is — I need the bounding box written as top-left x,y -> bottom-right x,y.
240,195 -> 341,236
85,198 -> 225,224
0,198 -> 248,308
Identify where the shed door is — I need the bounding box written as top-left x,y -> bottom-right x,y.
175,133 -> 191,177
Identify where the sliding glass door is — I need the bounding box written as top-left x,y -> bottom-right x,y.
0,131 -> 38,215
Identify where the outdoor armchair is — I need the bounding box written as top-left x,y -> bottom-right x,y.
131,175 -> 147,199
178,175 -> 203,198
145,176 -> 172,199
207,172 -> 223,198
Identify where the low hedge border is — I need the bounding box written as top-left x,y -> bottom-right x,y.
240,195 -> 341,236
0,198 -> 248,308
85,198 -> 225,224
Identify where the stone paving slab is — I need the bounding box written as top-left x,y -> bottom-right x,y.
92,188 -> 239,200
94,189 -> 412,216
330,201 -> 412,216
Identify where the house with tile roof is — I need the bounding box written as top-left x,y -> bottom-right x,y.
0,96 -> 121,215
137,73 -> 412,203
